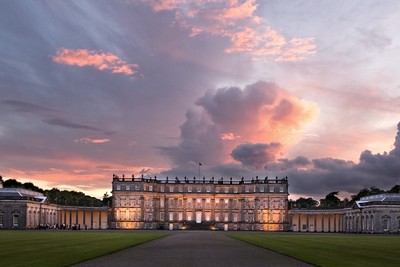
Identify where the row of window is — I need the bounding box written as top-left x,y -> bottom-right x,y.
114,184 -> 286,193
114,197 -> 285,209
115,210 -> 285,223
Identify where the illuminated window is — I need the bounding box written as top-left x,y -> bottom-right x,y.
206,198 -> 211,209
149,185 -> 153,191
187,212 -> 193,221
126,210 -> 130,220
169,212 -> 174,221
233,213 -> 238,222
224,213 -> 229,222
205,212 -> 211,221
215,214 -> 220,221
224,199 -> 229,209
178,212 -> 183,221
160,198 -> 164,208
116,210 -> 121,220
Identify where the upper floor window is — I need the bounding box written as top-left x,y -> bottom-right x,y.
135,184 -> 140,190
188,186 -> 192,193
233,187 -> 238,193
179,186 -> 183,192
206,186 -> 211,193
269,186 -> 274,193
279,186 -> 284,193
149,185 -> 153,191
116,185 -> 121,191
215,187 -> 220,193
260,186 -> 264,193
245,186 -> 249,193
224,187 -> 229,193
161,186 -> 165,192
169,186 -> 174,192
197,186 -> 202,193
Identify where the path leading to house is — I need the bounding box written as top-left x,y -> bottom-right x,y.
72,231 -> 314,267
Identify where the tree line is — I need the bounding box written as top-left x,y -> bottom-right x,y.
1,177 -> 108,207
289,185 -> 400,209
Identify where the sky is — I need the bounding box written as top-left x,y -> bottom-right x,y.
1,0 -> 400,200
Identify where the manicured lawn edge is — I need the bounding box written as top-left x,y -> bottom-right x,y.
0,231 -> 169,267
227,234 -> 315,266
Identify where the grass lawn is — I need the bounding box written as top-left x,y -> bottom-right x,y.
0,230 -> 167,267
229,233 -> 400,267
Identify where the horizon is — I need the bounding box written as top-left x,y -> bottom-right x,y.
1,1 -> 400,200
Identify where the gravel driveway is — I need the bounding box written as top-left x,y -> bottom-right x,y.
72,231 -> 314,267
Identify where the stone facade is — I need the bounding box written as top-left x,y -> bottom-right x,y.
290,193 -> 400,234
111,175 -> 289,231
0,188 -> 109,229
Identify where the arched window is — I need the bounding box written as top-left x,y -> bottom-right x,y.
12,211 -> 20,227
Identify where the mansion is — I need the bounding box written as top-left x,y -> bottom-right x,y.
111,175 -> 289,231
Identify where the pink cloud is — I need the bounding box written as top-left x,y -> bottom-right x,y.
75,138 -> 110,144
220,132 -> 241,140
52,48 -> 138,75
142,0 -> 316,62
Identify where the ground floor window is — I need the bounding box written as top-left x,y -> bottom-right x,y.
383,219 -> 389,231
0,212 -> 4,226
13,214 -> 19,227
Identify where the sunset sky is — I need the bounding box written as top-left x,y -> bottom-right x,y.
1,0 -> 400,200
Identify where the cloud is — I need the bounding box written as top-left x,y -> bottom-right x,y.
231,142 -> 281,169
220,132 -> 240,141
75,138 -> 110,144
264,122 -> 400,197
1,100 -> 55,113
52,48 -> 138,75
43,118 -> 101,131
160,81 -> 318,169
141,0 -> 316,62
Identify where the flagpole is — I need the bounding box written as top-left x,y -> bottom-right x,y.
198,163 -> 201,180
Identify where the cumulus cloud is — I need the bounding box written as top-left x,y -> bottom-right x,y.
52,48 -> 138,75
141,0 -> 316,62
231,142 -> 281,169
160,81 -> 318,170
264,122 -> 400,197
